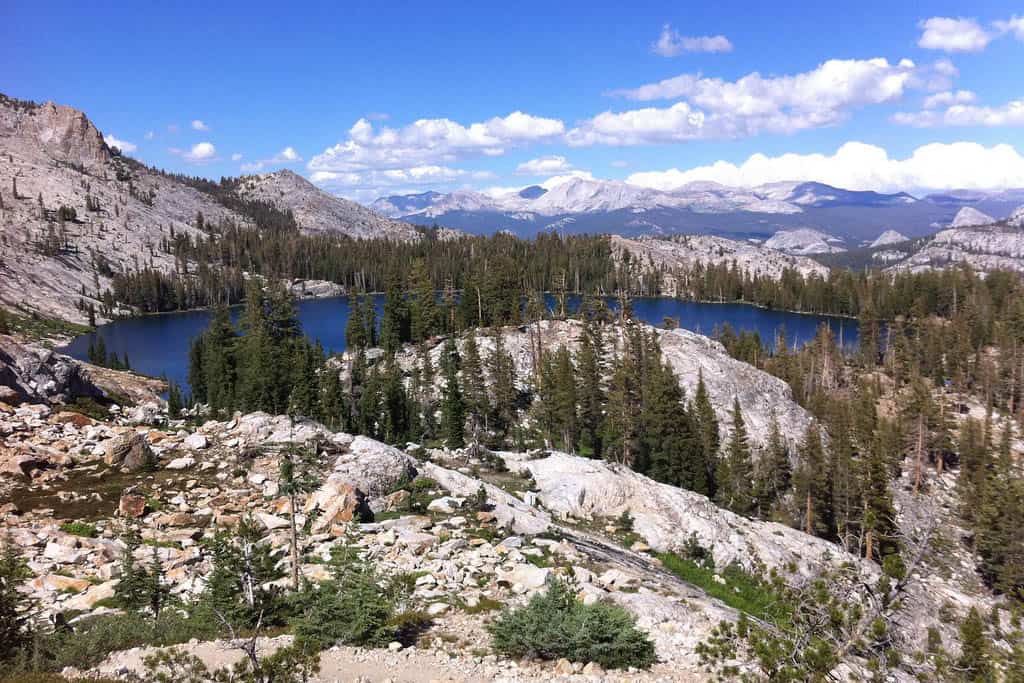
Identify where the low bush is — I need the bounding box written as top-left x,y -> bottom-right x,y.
28,611 -> 220,672
292,545 -> 415,650
487,579 -> 656,669
58,521 -> 97,538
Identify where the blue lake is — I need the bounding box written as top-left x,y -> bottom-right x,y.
60,296 -> 856,394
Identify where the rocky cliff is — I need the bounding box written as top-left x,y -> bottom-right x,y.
610,234 -> 829,294
0,94 -> 418,323
234,169 -> 422,240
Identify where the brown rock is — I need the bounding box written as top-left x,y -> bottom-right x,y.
52,411 -> 96,427
382,489 -> 411,511
104,432 -> 155,471
306,481 -> 365,532
0,453 -> 38,478
118,493 -> 147,518
30,574 -> 91,593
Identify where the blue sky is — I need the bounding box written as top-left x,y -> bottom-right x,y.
4,0 -> 1024,200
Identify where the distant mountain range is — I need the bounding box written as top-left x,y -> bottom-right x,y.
373,178 -> 1024,242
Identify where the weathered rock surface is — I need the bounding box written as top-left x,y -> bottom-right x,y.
0,335 -> 105,405
387,319 -> 814,450
103,431 -> 155,471
611,234 -> 829,289
234,170 -> 420,241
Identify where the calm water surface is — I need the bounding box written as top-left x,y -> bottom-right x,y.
60,295 -> 856,394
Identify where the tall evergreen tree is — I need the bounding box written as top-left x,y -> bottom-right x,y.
693,369 -> 720,497
716,397 -> 755,515
440,338 -> 465,449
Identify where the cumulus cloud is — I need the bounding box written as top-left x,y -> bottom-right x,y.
651,24 -> 732,56
919,15 -> 1024,52
103,134 -> 137,153
144,131 -> 155,141
624,141 -> 1024,193
922,90 -> 976,109
183,142 -> 217,162
310,165 -> 473,195
307,111 -> 565,176
272,146 -> 302,162
191,119 -> 210,131
578,58 -> 949,145
893,98 -> 1024,127
516,155 -> 574,175
231,152 -> 243,162
994,15 -> 1024,40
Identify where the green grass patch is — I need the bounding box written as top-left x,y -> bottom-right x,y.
459,596 -> 503,614
655,552 -> 792,626
59,521 -> 98,538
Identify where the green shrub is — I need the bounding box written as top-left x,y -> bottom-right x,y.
32,611 -> 219,672
487,579 -> 656,669
293,546 -> 410,650
655,552 -> 791,625
59,521 -> 97,538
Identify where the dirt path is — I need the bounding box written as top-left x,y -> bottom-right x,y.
91,635 -> 695,682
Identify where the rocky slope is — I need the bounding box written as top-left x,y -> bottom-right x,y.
0,94 -> 418,324
892,205 -> 1024,274
234,169 -> 421,241
610,234 -> 829,293
763,227 -> 846,255
950,206 -> 995,228
0,95 -> 244,323
382,319 -> 816,452
869,229 -> 908,248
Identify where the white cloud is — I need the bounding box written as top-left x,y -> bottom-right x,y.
307,111 -> 565,175
610,160 -> 630,168
580,58 -> 947,145
922,89 -> 976,109
144,131 -> 155,141
272,146 -> 302,162
241,161 -> 265,173
893,98 -> 1024,127
103,134 -> 137,153
919,15 -> 1024,52
191,119 -> 210,131
167,123 -> 179,134
310,165 -> 471,194
624,141 -> 1024,193
994,15 -> 1024,40
231,152 -> 243,162
651,24 -> 732,56
183,142 -> 217,162
516,155 -> 574,175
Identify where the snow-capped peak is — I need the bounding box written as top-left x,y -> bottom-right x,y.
950,206 -> 995,228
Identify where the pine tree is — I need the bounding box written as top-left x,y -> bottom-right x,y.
461,334 -> 488,443
487,329 -> 517,444
0,541 -> 32,664
716,397 -> 755,515
794,423 -> 835,539
753,413 -> 790,517
408,259 -> 440,342
440,338 -> 465,449
956,607 -> 993,682
693,369 -> 720,497
576,316 -> 606,458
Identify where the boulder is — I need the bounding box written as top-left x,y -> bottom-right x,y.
330,436 -> 418,497
0,336 -> 106,405
183,433 -> 208,450
165,456 -> 195,470
496,564 -> 551,591
0,452 -> 39,478
305,481 -> 365,532
30,574 -> 91,593
118,493 -> 147,518
103,432 -> 155,471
